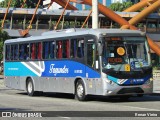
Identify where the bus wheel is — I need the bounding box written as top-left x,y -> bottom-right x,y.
26,78 -> 37,96
75,80 -> 87,101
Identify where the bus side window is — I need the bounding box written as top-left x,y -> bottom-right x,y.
10,45 -> 14,60
56,41 -> 62,59
26,44 -> 30,60
70,39 -> 76,58
37,42 -> 42,60
31,43 -> 35,60
77,39 -> 84,58
62,40 -> 69,58
66,40 -> 70,58
5,45 -> 10,60
19,44 -> 25,60
49,41 -> 55,59
43,42 -> 49,59
14,45 -> 18,60
70,39 -> 84,58
23,44 -> 30,60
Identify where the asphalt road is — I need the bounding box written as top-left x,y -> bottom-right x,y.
0,78 -> 160,120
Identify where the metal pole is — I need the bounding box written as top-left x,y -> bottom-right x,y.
92,0 -> 98,29
81,10 -> 92,28
27,0 -> 41,30
1,0 -> 12,28
54,0 -> 70,30
19,0 -> 41,36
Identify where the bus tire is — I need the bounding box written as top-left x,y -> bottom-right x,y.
26,78 -> 37,96
75,79 -> 87,101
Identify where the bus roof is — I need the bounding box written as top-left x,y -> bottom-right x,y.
5,28 -> 145,44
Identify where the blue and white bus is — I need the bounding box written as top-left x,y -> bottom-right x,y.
4,28 -> 153,101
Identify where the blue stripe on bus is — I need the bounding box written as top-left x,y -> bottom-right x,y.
5,61 -> 101,78
4,62 -> 37,76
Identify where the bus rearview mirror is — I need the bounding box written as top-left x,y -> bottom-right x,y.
98,43 -> 102,56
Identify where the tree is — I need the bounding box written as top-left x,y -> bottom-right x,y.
0,0 -> 43,8
109,2 -> 133,12
0,29 -> 10,62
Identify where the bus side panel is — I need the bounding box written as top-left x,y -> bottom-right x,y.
19,77 -> 27,90
57,77 -> 74,93
31,77 -> 40,91
39,77 -> 75,94
40,61 -> 86,93
5,76 -> 20,90
85,67 -> 101,95
4,62 -> 39,90
95,78 -> 104,95
39,77 -> 59,92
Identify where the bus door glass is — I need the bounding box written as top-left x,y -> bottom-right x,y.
86,39 -> 96,68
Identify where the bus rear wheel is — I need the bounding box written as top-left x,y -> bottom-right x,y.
26,78 -> 38,96
75,80 -> 87,101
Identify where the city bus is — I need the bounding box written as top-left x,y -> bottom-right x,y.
4,28 -> 153,101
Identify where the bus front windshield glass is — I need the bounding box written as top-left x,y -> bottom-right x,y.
102,37 -> 151,72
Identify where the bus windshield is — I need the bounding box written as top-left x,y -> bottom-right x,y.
102,36 -> 151,73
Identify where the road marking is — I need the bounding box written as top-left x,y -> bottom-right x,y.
123,105 -> 160,111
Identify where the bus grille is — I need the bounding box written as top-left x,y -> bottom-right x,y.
117,87 -> 144,94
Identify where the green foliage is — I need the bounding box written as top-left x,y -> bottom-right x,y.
109,2 -> 133,12
0,0 -> 43,8
0,29 -> 10,61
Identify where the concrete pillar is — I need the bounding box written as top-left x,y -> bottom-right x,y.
92,0 -> 98,29
10,15 -> 13,29
23,15 -> 26,29
74,17 -> 77,28
61,16 -> 64,29
49,16 -> 52,30
103,0 -> 106,6
36,17 -> 39,30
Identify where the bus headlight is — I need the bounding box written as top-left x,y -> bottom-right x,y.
150,78 -> 153,81
105,79 -> 115,85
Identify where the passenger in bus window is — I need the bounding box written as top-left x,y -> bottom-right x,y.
24,50 -> 29,60
14,45 -> 19,60
19,45 -> 24,60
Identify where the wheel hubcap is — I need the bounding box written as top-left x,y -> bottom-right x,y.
28,82 -> 32,93
77,84 -> 84,97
